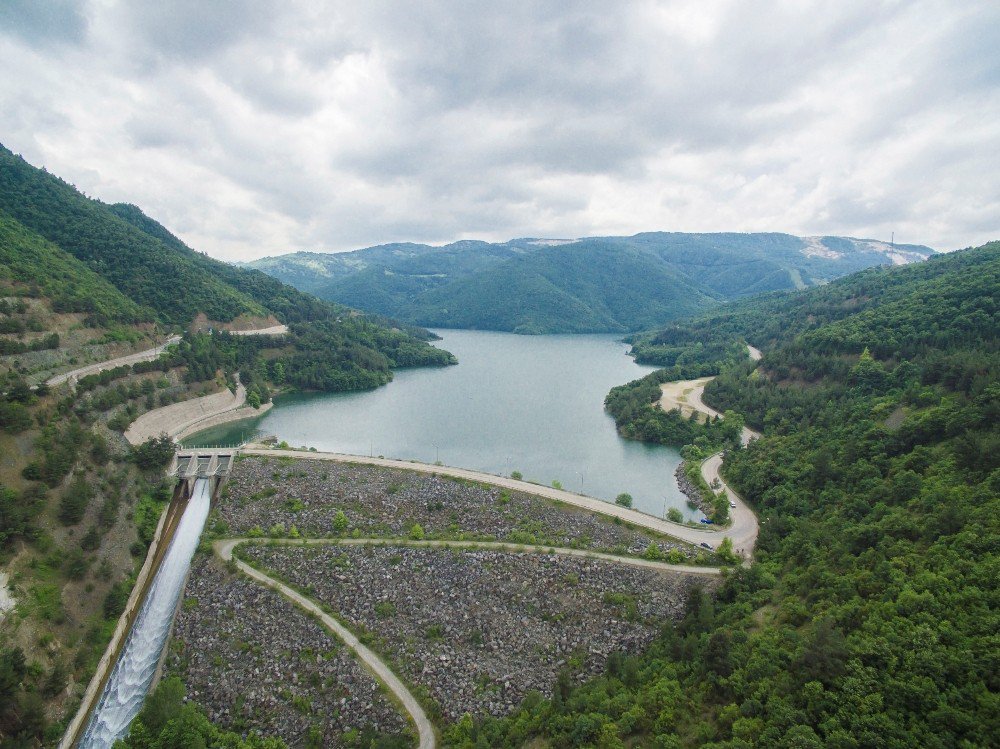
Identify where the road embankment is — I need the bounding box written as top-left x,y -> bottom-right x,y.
46,336 -> 181,388
124,382 -> 270,446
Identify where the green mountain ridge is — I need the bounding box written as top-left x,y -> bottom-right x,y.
470,240 -> 999,747
245,232 -> 936,334
0,144 -> 454,387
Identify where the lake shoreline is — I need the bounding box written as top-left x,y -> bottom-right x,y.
186,330 -> 693,519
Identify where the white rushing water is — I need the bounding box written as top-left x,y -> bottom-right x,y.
79,479 -> 212,748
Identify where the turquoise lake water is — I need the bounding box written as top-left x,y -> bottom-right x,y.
186,329 -> 696,518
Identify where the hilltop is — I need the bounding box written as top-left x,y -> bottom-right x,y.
246,232 -> 935,334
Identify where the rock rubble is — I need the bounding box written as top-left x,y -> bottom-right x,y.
243,544 -> 710,722
221,457 -> 694,559
168,557 -> 412,748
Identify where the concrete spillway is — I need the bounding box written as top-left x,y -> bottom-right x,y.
78,479 -> 212,748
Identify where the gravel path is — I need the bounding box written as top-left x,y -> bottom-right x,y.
230,324 -> 289,336
236,542 -> 712,723
213,542 -> 433,748
238,537 -> 723,576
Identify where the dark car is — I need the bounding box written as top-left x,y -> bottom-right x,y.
700,542 -> 713,550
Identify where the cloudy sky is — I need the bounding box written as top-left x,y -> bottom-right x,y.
1,1 -> 998,261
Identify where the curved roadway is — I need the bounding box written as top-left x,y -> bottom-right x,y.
46,335 -> 181,388
216,539 -> 437,749
215,536 -> 724,749
657,343 -> 763,558
242,447 -> 750,549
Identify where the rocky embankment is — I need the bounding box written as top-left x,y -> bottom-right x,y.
243,544 -> 712,722
168,557 -> 412,748
674,463 -> 711,516
220,457 -> 696,559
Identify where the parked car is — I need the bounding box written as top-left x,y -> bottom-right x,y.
699,518 -> 713,524
700,542 -> 713,550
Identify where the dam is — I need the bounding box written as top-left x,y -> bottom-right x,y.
67,450 -> 237,747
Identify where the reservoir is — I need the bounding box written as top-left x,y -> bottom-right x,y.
188,330 -> 696,519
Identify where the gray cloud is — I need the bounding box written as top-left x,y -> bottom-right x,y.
0,0 -> 88,45
0,0 -> 997,261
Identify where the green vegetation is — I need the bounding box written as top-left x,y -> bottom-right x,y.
448,242 -> 999,747
605,372 -> 743,451
0,213 -> 147,327
614,493 -> 633,508
0,143 -> 455,397
131,436 -> 176,472
111,676 -> 286,749
248,233 -> 933,334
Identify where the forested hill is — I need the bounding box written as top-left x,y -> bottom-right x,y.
475,242 -> 997,747
0,144 -> 454,389
0,144 -> 334,326
246,232 -> 935,334
627,242 -> 992,370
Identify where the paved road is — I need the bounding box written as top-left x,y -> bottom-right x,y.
46,335 -> 181,387
657,344 -> 763,556
229,324 -> 289,336
701,452 -> 757,559
215,539 -> 436,749
241,447 -> 738,548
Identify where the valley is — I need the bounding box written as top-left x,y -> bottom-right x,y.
0,147 -> 995,749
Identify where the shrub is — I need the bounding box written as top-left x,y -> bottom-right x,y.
58,476 -> 93,525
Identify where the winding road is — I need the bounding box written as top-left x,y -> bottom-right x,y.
46,335 -> 181,388
214,535 -> 723,749
216,539 -> 437,749
242,447 -> 746,550
657,343 -> 763,557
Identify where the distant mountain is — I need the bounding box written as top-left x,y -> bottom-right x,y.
0,143 -> 454,387
246,232 -> 936,334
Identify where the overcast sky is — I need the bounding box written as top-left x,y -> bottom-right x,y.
1,1 -> 998,261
